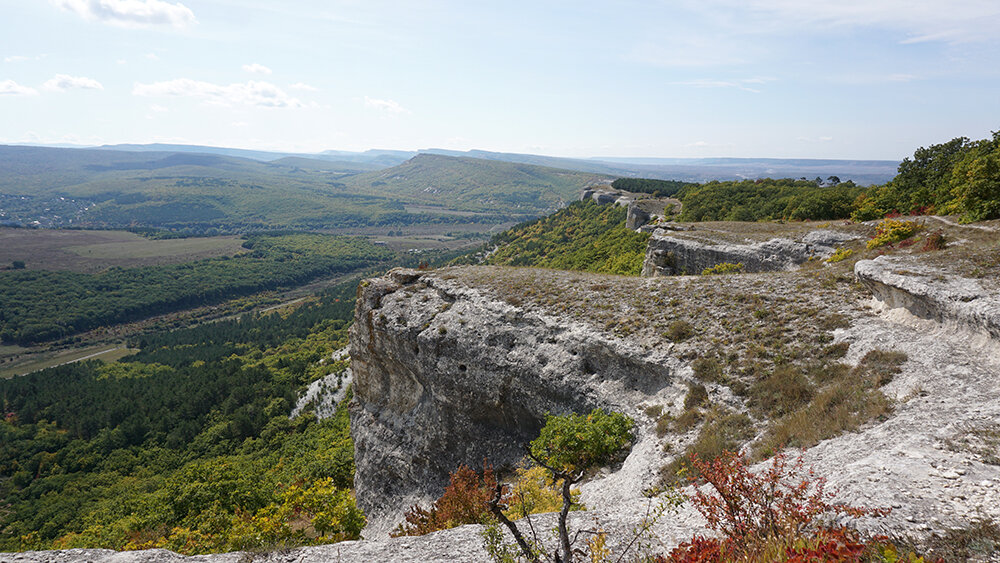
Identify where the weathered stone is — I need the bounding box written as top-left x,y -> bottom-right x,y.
641,232 -> 828,276
856,256 -> 1000,340
348,269 -> 680,536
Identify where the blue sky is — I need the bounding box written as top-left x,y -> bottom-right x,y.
1,0 -> 998,159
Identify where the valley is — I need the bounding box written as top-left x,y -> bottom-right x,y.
1,132 -> 999,562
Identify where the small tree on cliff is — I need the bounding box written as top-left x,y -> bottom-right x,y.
486,409 -> 635,563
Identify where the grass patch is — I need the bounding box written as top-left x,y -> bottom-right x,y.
665,320 -> 696,342
926,519 -> 1000,562
659,409 -> 754,484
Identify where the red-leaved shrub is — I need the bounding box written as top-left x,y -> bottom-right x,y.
667,450 -> 892,562
393,462 -> 497,536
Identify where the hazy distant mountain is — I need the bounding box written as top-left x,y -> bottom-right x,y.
0,145 -> 605,231
90,143 -> 900,184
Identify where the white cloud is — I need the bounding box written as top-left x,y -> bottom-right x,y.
364,96 -> 408,114
149,103 -> 168,112
133,78 -> 304,108
4,54 -> 46,63
43,74 -> 104,91
290,82 -> 318,91
145,53 -> 160,61
716,0 -> 1000,43
0,80 -> 38,96
242,63 -> 272,75
52,0 -> 196,28
673,77 -> 772,93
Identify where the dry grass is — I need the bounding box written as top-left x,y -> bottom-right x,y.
0,227 -> 245,273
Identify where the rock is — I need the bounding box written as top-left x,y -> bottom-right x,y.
642,232 -> 829,276
348,269 -> 680,536
855,256 -> 1000,340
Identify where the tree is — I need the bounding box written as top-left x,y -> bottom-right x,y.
486,409 -> 635,563
11,260 -> 25,269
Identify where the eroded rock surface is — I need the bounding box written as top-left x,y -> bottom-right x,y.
641,230 -> 834,276
856,255 -> 1000,340
348,269 -> 683,536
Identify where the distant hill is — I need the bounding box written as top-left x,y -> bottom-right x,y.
93,143 -> 900,185
0,146 -> 606,232
343,153 -> 610,213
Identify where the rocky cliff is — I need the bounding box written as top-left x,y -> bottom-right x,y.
348,268 -> 684,535
641,226 -> 858,276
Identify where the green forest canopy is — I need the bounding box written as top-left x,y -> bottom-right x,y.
0,233 -> 394,345
0,282 -> 364,553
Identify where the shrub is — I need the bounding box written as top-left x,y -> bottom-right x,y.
393,463 -> 497,536
702,262 -> 744,276
922,231 -> 946,251
826,247 -> 854,263
692,356 -> 723,383
866,219 -> 922,249
666,451 -> 893,562
683,383 -> 709,410
749,365 -> 814,418
502,464 -> 581,519
665,320 -> 696,342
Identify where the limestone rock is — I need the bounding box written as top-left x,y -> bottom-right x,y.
642,232 -> 826,276
348,269 -> 681,536
856,255 -> 1000,340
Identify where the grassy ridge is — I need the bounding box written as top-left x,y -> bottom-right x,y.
481,200 -> 649,276
325,153 -> 606,214
0,147 -> 606,232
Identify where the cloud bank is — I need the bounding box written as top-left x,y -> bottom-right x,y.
53,0 -> 196,28
43,74 -> 104,91
133,78 -> 303,108
242,63 -> 272,75
364,96 -> 407,114
0,80 -> 38,96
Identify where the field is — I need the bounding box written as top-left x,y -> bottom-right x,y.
0,228 -> 245,273
0,344 -> 136,378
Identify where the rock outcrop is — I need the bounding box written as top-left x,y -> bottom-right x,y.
641,231 -> 829,276
348,269 -> 682,535
856,255 -> 1000,340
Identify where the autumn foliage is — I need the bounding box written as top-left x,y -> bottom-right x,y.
393,463 -> 498,536
664,450 -> 926,563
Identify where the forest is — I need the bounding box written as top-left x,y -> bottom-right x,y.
0,233 -> 394,344
0,282 -> 363,553
853,131 -> 1000,222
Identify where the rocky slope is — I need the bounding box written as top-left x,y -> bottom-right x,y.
11,218 -> 1000,562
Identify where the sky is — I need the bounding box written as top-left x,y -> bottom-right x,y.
1,0 -> 999,160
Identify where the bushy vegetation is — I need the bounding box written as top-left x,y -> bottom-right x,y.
866,218 -> 922,249
853,131 -> 1000,222
482,200 -> 650,276
0,282 -> 363,553
664,451 -> 923,563
0,233 -> 393,344
676,178 -> 863,222
611,178 -> 691,197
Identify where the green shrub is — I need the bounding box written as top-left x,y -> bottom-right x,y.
866,218 -> 922,249
702,262 -> 744,276
825,247 -> 853,263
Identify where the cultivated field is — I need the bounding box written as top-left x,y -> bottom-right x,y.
0,228 -> 246,273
